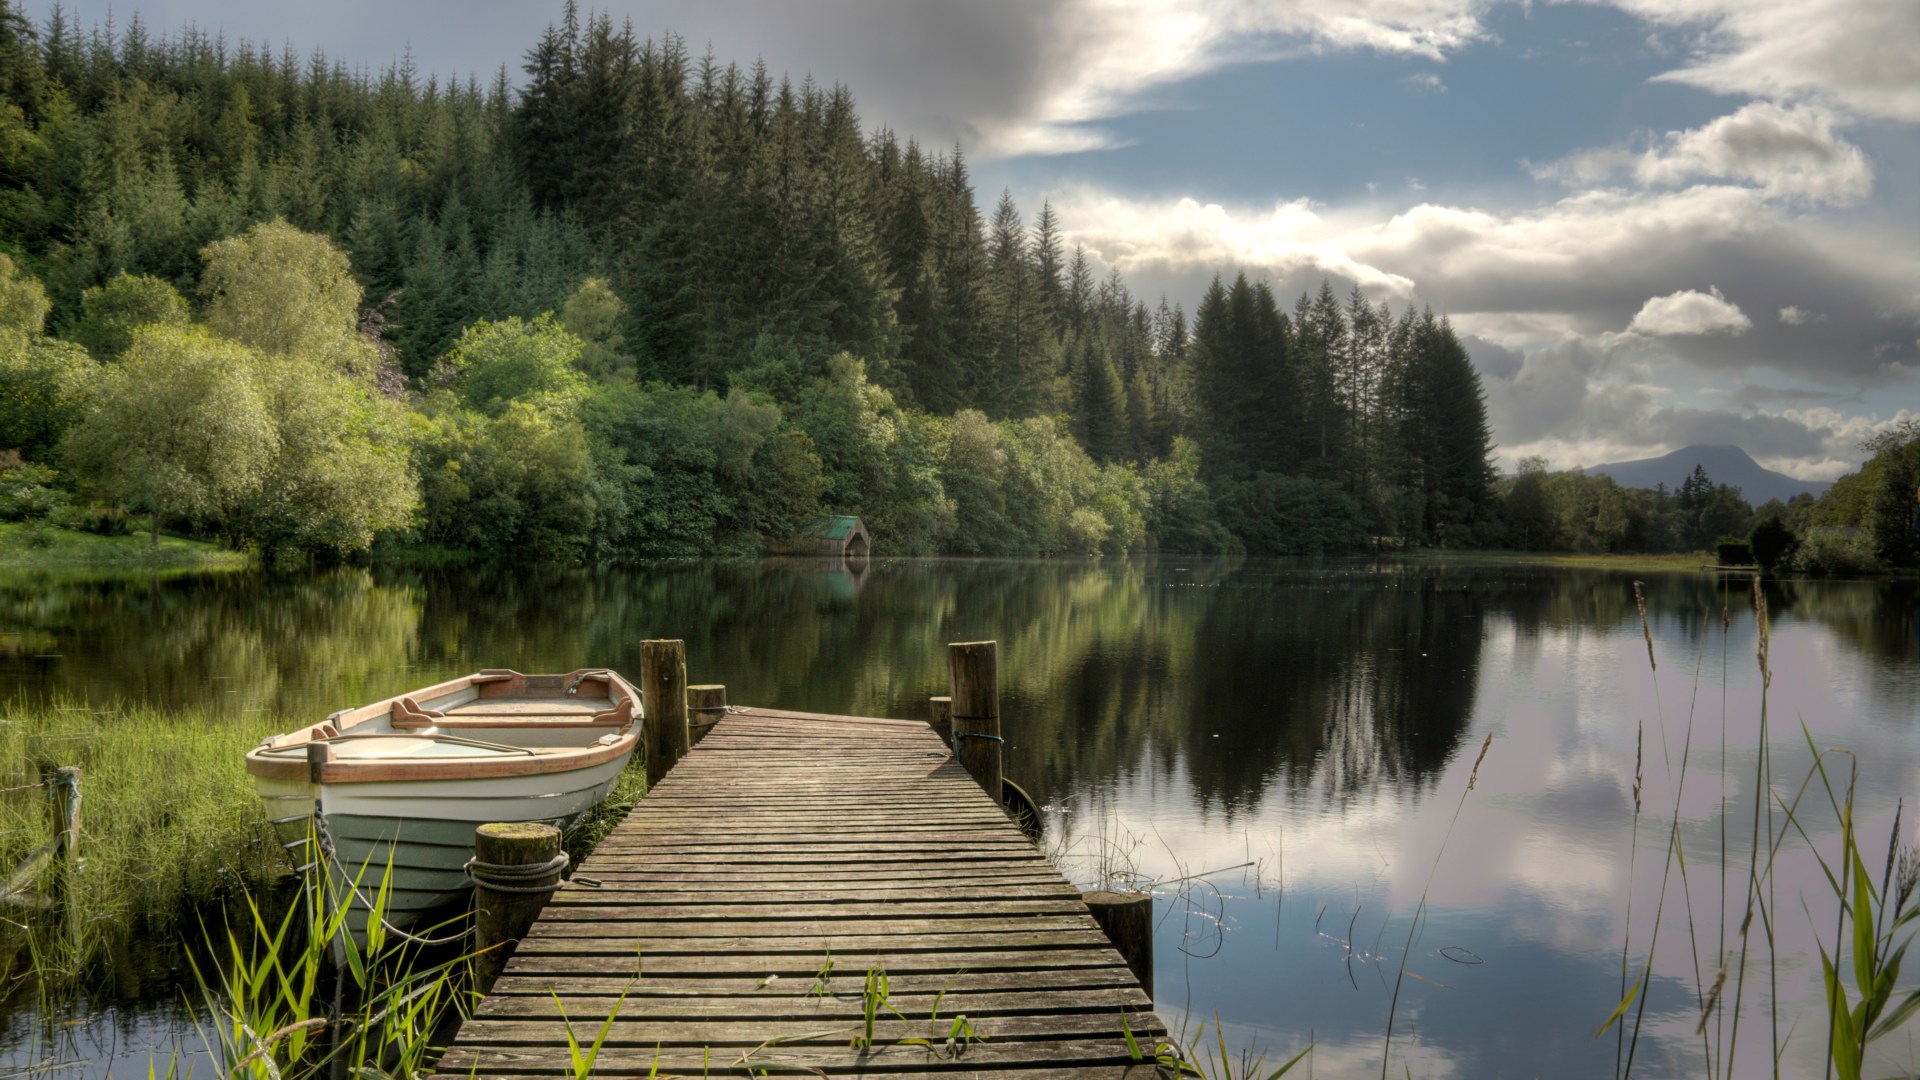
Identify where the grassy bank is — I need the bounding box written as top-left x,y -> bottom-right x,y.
1393,547 -> 1708,573
0,521 -> 249,572
0,700 -> 288,984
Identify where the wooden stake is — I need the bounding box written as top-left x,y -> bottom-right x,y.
1083,890 -> 1153,998
688,684 -> 727,745
948,641 -> 1001,799
54,766 -> 80,952
927,695 -> 953,748
642,639 -> 690,787
472,822 -> 562,995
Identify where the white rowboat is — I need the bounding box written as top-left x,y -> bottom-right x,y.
245,668 -> 641,944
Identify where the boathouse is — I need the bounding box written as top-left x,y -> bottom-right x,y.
794,514 -> 871,557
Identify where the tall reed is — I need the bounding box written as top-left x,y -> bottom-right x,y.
190,844 -> 474,1080
1607,576 -> 1920,1079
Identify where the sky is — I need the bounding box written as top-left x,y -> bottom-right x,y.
66,0 -> 1920,479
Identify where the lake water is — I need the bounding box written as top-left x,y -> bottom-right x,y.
1,557 -> 1916,1077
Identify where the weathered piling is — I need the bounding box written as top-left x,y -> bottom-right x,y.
687,684 -> 727,745
470,822 -> 564,995
641,639 -> 689,786
948,641 -> 1001,799
927,694 -> 953,747
1083,889 -> 1154,997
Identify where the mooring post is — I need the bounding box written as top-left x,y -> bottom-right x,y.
687,684 -> 727,745
641,639 -> 690,787
948,641 -> 1001,799
471,822 -> 563,995
927,695 -> 953,748
1082,889 -> 1153,998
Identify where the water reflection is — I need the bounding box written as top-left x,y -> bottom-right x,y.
0,559 -> 1915,1078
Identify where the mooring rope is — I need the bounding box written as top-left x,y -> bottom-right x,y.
951,729 -> 1005,750
464,852 -> 570,895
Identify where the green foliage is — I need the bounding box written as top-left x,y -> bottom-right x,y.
70,270 -> 188,360
1221,473 -> 1368,556
414,396 -> 597,561
228,355 -> 419,558
49,502 -> 131,535
1144,437 -> 1234,554
0,327 -> 95,459
1748,515 -> 1798,570
200,219 -> 375,376
0,251 -> 49,333
0,457 -> 66,520
60,324 -> 273,545
447,313 -> 589,416
1791,529 -> 1884,576
560,276 -> 634,383
1715,537 -> 1754,566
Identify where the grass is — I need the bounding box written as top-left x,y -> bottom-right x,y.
1605,576 -> 1920,1080
0,698 -> 291,986
0,521 -> 249,571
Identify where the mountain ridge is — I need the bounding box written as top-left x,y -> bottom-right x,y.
1582,444 -> 1833,506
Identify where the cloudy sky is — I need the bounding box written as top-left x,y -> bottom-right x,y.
78,0 -> 1920,477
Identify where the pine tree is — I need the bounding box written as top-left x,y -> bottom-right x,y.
1032,201 -> 1065,338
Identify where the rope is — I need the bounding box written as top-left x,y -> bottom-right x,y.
465,852 -> 570,895
951,730 -> 1005,746
0,780 -> 50,796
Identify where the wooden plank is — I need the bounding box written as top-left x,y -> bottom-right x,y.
434,708 -> 1165,1078
484,967 -> 1142,997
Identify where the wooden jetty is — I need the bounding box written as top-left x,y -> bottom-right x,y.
434,644 -> 1169,1079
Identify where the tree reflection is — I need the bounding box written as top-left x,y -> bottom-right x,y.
3,557 -> 1909,823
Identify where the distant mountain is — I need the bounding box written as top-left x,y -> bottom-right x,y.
1584,445 -> 1833,506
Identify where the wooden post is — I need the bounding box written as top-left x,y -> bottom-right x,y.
471,822 -> 563,995
688,684 -> 727,745
927,695 -> 953,748
642,639 -> 690,788
948,641 -> 1001,799
53,766 -> 80,952
1083,890 -> 1153,998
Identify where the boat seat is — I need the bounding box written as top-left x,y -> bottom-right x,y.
388,696 -> 635,727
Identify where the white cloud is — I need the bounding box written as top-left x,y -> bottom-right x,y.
974,0 -> 1497,156
1625,286 -> 1752,336
1402,71 -> 1448,94
1605,0 -> 1920,123
1537,102 -> 1873,205
1052,189 -> 1420,293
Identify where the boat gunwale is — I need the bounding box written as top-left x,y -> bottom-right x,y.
244,668 -> 642,785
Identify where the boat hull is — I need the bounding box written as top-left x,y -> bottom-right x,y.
246,668 -> 641,947
263,754 -> 630,942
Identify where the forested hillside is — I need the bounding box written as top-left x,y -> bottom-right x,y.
15,1 -> 1904,566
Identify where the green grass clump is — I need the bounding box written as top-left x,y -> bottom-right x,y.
0,698 -> 289,980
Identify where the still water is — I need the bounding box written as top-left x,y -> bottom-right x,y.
1,557 -> 1916,1077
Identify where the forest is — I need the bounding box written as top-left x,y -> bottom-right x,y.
0,1 -> 1912,568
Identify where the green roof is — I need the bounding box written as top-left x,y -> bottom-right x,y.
806,515 -> 862,540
